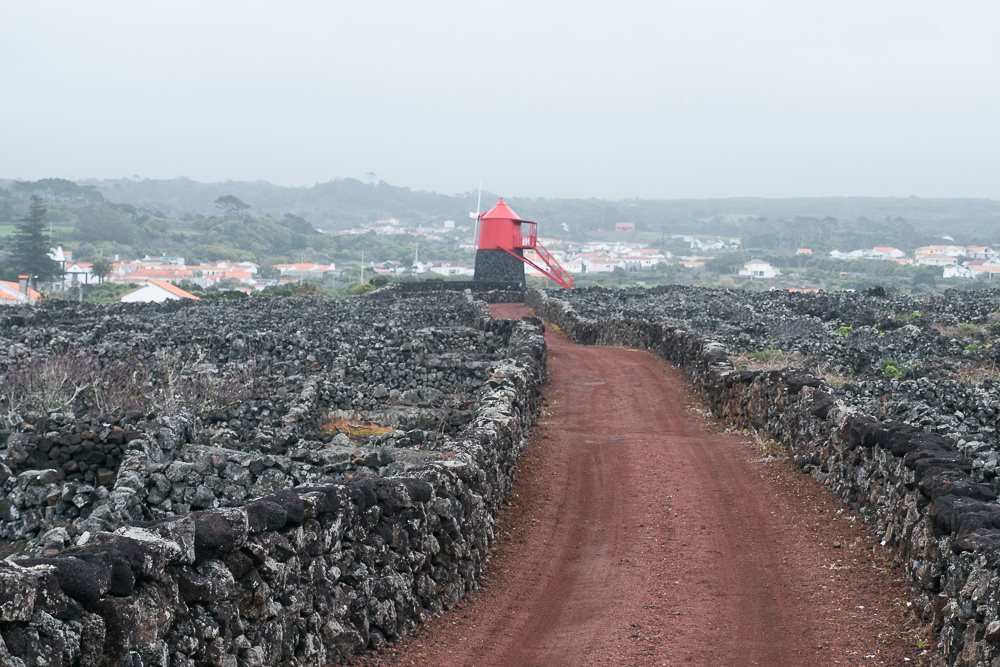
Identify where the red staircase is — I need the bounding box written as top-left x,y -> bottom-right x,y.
503,241 -> 575,289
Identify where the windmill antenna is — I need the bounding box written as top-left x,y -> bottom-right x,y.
470,181 -> 482,247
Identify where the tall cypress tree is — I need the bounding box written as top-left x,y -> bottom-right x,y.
12,195 -> 61,284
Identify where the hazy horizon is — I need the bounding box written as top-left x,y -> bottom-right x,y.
3,1 -> 999,201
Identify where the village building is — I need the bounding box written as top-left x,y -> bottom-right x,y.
0,277 -> 41,306
944,265 -> 977,280
63,261 -> 95,286
871,247 -> 906,260
965,246 -> 997,260
427,261 -> 474,277
830,247 -> 906,261
915,245 -> 967,259
118,266 -> 195,283
580,254 -> 625,273
739,259 -> 782,279
688,237 -> 727,251
371,260 -> 406,276
915,253 -> 958,267
117,279 -> 201,303
620,248 -> 668,269
946,257 -> 1000,280
271,263 -> 338,281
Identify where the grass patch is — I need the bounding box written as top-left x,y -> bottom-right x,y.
824,375 -> 851,389
938,321 -> 987,339
952,362 -> 1000,383
731,349 -> 787,371
759,438 -> 787,458
320,418 -> 395,439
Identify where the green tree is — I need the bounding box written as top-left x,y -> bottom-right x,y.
74,203 -> 138,244
214,195 -> 251,218
283,213 -> 314,234
80,282 -> 134,304
11,195 -> 61,284
90,256 -> 113,283
705,251 -> 745,276
911,266 -> 939,290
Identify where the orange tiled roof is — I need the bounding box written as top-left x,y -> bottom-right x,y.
126,268 -> 195,279
0,281 -> 41,301
144,279 -> 197,300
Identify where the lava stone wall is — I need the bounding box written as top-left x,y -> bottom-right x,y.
0,291 -> 546,666
527,287 -> 1000,667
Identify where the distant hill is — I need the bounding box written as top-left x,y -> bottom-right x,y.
77,177 -> 477,231
3,176 -> 1000,248
80,178 -> 1000,242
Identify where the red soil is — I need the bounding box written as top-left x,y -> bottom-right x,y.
350,303 -> 929,666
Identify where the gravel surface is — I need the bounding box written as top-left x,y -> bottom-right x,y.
349,304 -> 929,666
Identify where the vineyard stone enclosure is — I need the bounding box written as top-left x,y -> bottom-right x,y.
0,287 -> 542,666
10,282 -> 1000,666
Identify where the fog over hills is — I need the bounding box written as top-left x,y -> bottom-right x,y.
72,177 -> 1000,244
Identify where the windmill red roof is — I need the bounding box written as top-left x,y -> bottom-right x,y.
480,198 -> 522,221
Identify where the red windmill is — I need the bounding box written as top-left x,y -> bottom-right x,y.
472,198 -> 574,288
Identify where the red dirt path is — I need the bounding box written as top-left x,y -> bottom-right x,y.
351,303 -> 929,666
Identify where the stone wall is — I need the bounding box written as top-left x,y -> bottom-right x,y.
527,287 -> 1000,667
0,291 -> 546,666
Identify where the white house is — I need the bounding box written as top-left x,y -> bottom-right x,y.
63,261 -> 95,286
871,247 -> 906,260
117,279 -> 201,303
964,258 -> 1000,276
372,260 -> 406,276
944,265 -> 977,280
690,237 -> 726,251
621,248 -> 667,269
915,253 -> 958,267
427,261 -> 474,277
966,246 -> 998,260
582,255 -> 625,273
915,245 -> 966,259
271,263 -> 337,280
739,259 -> 781,279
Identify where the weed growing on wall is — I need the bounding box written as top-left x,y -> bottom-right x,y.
731,349 -> 788,371
0,345 -> 257,427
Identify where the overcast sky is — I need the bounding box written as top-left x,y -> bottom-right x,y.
2,1 -> 998,200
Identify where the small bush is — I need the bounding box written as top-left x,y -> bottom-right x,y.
882,359 -> 904,379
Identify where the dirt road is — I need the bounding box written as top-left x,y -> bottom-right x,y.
353,304 -> 926,666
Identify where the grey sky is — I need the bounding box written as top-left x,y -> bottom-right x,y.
2,1 -> 998,200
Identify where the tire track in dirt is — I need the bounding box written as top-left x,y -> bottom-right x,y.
352,303 -> 924,666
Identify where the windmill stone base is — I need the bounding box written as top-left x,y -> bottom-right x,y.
474,249 -> 526,287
